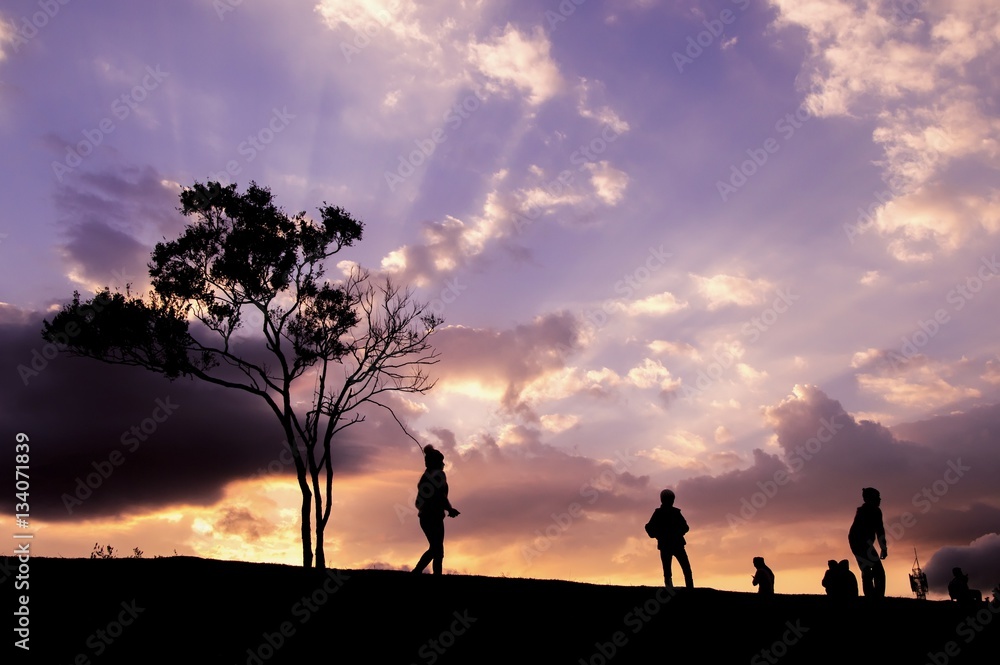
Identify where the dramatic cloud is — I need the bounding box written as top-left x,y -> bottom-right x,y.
771,0 -> 1000,258
0,312 -> 397,522
430,312 -> 582,417
677,385 -> 1000,547
3,0 -> 999,597
924,533 -> 1000,597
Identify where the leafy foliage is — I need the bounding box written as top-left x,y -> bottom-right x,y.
44,181 -> 441,568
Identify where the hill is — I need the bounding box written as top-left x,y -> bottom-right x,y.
5,556 -> 998,664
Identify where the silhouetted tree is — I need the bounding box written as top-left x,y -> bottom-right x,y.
42,181 -> 441,569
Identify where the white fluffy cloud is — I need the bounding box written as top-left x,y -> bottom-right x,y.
0,15 -> 16,62
584,160 -> 629,205
771,0 -> 1000,259
468,24 -> 563,106
690,273 -> 772,309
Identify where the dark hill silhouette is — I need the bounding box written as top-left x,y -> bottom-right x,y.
5,556 -> 998,663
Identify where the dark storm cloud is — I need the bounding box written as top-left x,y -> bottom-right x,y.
673,386 -> 1000,551
60,220 -> 149,290
52,164 -> 202,293
0,312 -> 392,521
924,533 -> 1000,598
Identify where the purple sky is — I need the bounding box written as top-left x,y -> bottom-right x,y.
1,0 -> 999,598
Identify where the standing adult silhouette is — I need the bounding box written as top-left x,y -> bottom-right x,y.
848,487 -> 887,598
644,489 -> 694,589
412,445 -> 460,575
752,556 -> 775,595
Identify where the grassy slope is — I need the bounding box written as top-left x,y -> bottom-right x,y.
5,556 -> 998,664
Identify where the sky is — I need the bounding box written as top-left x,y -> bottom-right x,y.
1,0 -> 999,600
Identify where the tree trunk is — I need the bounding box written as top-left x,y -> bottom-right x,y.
315,522 -> 326,570
285,427 -> 315,568
313,489 -> 325,570
301,493 -> 313,568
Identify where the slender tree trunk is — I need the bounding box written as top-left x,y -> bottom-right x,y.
284,425 -> 315,568
312,484 -> 325,569
315,523 -> 326,569
301,488 -> 313,568
307,443 -> 325,569
316,446 -> 334,571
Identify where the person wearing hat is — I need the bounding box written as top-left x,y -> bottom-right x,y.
848,487 -> 887,598
412,445 -> 460,575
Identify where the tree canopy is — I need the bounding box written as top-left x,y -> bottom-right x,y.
43,181 -> 441,567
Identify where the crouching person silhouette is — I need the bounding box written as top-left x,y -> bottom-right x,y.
822,559 -> 859,599
645,489 -> 693,589
949,567 -> 983,610
413,445 -> 460,575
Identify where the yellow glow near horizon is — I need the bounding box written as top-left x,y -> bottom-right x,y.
14,472 -> 958,601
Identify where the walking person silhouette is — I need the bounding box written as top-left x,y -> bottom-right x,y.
413,445 -> 460,575
848,487 -> 887,598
